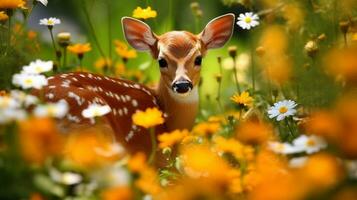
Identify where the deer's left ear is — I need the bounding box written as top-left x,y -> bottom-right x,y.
199,13 -> 235,49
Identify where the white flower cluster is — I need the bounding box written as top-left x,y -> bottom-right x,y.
12,59 -> 53,90
39,17 -> 61,26
269,134 -> 327,155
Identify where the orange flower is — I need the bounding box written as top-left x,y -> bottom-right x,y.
135,167 -> 162,195
192,121 -> 221,136
63,126 -> 122,168
231,91 -> 254,107
214,136 -> 254,161
67,43 -> 92,55
19,117 -> 63,164
299,153 -> 343,189
114,40 -> 137,60
282,2 -> 304,30
132,107 -> 164,129
158,129 -> 189,149
132,6 -> 157,20
29,193 -> 44,200
0,0 -> 25,9
94,57 -> 113,71
0,11 -> 9,21
101,186 -> 132,200
127,152 -> 147,173
236,120 -> 273,145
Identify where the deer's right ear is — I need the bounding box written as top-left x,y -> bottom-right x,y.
121,17 -> 158,55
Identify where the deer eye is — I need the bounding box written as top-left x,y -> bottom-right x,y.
194,56 -> 202,66
158,58 -> 168,68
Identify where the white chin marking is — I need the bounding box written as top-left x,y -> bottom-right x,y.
169,87 -> 198,103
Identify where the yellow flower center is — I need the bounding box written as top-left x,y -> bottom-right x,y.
25,79 -> 33,85
245,17 -> 252,23
279,106 -> 288,114
47,19 -> 54,25
306,139 -> 316,147
35,66 -> 42,72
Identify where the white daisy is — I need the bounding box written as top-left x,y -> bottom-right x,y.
22,60 -> 53,74
289,157 -> 308,168
268,100 -> 297,121
82,104 -> 111,118
50,168 -> 82,185
39,17 -> 61,26
237,12 -> 260,30
293,134 -> 327,154
12,73 -> 48,90
36,0 -> 48,6
10,90 -> 39,107
33,100 -> 69,118
0,108 -> 27,124
268,141 -> 303,154
0,96 -> 20,109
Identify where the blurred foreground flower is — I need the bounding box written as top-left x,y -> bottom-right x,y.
21,59 -> 53,74
158,129 -> 189,149
19,117 -> 63,164
132,107 -> 164,129
293,134 -> 327,154
12,73 -> 48,89
236,120 -> 273,145
0,11 -> 9,21
237,12 -> 259,30
132,6 -> 157,20
268,100 -> 297,121
0,0 -> 25,9
33,100 -> 69,119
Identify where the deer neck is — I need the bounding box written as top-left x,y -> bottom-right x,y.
156,78 -> 199,131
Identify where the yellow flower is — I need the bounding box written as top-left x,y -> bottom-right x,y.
214,136 -> 254,161
101,186 -> 132,200
67,43 -> 92,55
132,6 -> 157,20
132,107 -> 164,129
0,11 -> 9,21
94,57 -> 113,71
231,91 -> 253,107
192,121 -> 221,136
158,129 -> 189,149
114,40 -> 137,60
19,117 -> 63,164
0,0 -> 25,9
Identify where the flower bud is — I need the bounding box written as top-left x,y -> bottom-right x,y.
57,32 -> 71,47
190,2 -> 200,11
339,21 -> 350,35
304,40 -> 318,57
215,74 -> 222,83
228,46 -> 237,58
317,33 -> 326,41
255,46 -> 265,57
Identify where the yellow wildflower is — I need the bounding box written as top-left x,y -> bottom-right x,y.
231,91 -> 253,107
192,121 -> 221,136
0,11 -> 9,21
132,107 -> 164,129
214,136 -> 254,161
101,186 -> 132,200
236,120 -> 274,145
135,167 -> 162,195
158,129 -> 189,149
19,117 -> 63,164
114,40 -> 137,60
0,0 -> 25,9
94,57 -> 113,71
132,6 -> 157,20
67,43 -> 92,55
127,152 -> 147,173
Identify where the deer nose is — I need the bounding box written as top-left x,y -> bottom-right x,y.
172,79 -> 193,94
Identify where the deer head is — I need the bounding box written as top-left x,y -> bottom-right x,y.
122,14 -> 235,97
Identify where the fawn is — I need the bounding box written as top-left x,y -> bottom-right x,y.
41,14 -> 235,159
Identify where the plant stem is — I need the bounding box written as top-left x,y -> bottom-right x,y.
62,47 -> 67,69
250,41 -> 255,95
232,57 -> 241,94
216,59 -> 224,113
49,28 -> 61,69
285,119 -> 294,140
107,0 -> 112,61
148,127 -> 157,165
82,0 -> 106,59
